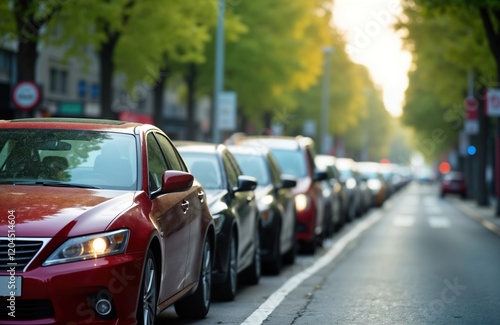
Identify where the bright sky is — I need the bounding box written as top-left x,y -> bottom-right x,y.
333,0 -> 412,117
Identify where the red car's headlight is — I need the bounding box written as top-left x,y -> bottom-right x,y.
43,229 -> 130,266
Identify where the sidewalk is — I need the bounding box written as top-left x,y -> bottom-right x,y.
449,196 -> 500,237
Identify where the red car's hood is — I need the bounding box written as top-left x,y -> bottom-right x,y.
0,185 -> 135,237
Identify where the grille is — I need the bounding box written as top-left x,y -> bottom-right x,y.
0,240 -> 44,272
0,300 -> 54,319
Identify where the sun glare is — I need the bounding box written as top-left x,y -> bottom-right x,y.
333,0 -> 411,118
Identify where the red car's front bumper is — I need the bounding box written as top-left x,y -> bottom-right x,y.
0,252 -> 144,324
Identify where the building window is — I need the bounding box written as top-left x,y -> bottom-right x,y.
49,68 -> 68,94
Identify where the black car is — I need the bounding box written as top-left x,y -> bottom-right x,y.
176,142 -> 261,301
315,154 -> 345,233
229,145 -> 298,274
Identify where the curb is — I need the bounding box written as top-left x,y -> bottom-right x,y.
450,198 -> 500,237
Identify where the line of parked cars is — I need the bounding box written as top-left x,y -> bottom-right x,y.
0,119 -> 411,324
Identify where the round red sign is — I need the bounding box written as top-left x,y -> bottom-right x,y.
11,81 -> 42,111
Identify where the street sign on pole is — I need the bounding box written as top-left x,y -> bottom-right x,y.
11,81 -> 42,111
486,88 -> 500,117
217,91 -> 236,131
464,96 -> 479,135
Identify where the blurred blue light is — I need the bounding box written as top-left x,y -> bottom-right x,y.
467,145 -> 477,156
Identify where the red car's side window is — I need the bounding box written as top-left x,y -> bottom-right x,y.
154,133 -> 186,172
146,133 -> 168,193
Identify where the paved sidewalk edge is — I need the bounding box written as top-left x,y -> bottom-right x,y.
450,198 -> 500,237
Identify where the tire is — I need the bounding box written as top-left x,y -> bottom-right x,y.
283,236 -> 297,265
175,238 -> 212,319
214,232 -> 238,301
348,202 -> 356,222
300,239 -> 316,255
242,228 -> 261,285
136,250 -> 158,325
265,228 -> 282,275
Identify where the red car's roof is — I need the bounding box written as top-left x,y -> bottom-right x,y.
0,118 -> 148,134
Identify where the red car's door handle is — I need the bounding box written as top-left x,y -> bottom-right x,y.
181,200 -> 189,214
198,191 -> 205,202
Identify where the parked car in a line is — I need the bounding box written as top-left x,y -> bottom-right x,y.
0,118 -> 216,324
335,157 -> 364,221
315,154 -> 344,235
236,136 -> 327,254
176,142 -> 261,301
440,171 -> 467,198
356,161 -> 388,207
229,145 -> 298,274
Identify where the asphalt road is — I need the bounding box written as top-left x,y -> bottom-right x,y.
159,183 -> 500,324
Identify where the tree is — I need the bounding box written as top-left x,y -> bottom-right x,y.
47,0 -> 224,123
0,0 -> 62,116
194,0 -> 333,132
396,1 -> 495,159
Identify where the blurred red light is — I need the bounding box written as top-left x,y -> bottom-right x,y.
439,162 -> 451,174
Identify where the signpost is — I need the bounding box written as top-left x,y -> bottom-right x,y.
217,91 -> 236,131
11,81 -> 42,111
464,96 -> 479,135
486,88 -> 500,117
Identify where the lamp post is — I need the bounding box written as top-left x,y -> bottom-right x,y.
321,46 -> 333,154
212,0 -> 225,143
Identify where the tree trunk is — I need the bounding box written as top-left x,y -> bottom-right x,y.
152,66 -> 169,128
16,40 -> 37,81
98,32 -> 118,120
185,63 -> 198,140
478,8 -> 500,214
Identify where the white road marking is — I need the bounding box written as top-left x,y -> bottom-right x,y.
428,216 -> 450,228
392,215 -> 415,227
240,211 -> 383,325
424,197 -> 438,206
425,206 -> 442,214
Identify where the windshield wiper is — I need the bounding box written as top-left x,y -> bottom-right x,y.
0,180 -> 101,189
39,181 -> 102,189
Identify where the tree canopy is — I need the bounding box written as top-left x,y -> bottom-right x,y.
397,0 -> 498,159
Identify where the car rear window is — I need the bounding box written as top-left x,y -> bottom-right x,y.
269,149 -> 307,178
232,153 -> 270,186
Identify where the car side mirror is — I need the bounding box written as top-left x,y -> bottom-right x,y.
280,174 -> 297,189
314,170 -> 328,182
161,171 -> 194,193
234,175 -> 257,192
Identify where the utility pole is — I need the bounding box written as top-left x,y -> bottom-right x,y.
212,0 -> 225,144
475,84 -> 489,206
321,46 -> 333,154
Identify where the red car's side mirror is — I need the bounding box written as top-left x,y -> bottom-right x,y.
162,171 -> 194,193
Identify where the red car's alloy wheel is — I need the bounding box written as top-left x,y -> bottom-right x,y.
138,250 -> 158,325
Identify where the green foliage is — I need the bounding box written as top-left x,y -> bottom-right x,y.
196,0 -> 333,127
397,0 -> 498,158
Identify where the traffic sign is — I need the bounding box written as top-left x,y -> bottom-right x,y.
11,81 -> 42,111
486,88 -> 500,117
465,96 -> 478,120
217,92 -> 237,131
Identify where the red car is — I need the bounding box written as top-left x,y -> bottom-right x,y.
440,171 -> 467,198
0,118 -> 215,324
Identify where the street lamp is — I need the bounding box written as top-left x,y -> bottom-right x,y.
321,46 -> 333,154
212,0 -> 225,144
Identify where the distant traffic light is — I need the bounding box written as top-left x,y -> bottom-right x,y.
439,162 -> 451,174
467,145 -> 477,156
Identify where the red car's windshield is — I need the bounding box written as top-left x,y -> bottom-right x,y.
0,129 -> 138,190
